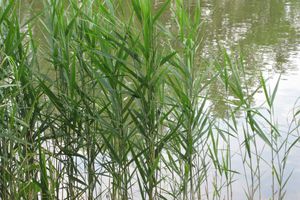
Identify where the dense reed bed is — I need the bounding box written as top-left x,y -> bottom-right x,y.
1,0 -> 300,199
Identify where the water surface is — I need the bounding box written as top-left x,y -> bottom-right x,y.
195,1 -> 300,199
157,0 -> 300,199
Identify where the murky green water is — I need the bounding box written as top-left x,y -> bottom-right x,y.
19,0 -> 300,199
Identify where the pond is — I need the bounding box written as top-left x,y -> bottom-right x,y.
198,1 -> 300,199
197,0 -> 300,199
201,0 -> 300,116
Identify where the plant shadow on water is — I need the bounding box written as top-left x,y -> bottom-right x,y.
1,0 -> 300,199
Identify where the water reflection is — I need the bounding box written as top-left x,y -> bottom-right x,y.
146,0 -> 300,117
198,0 -> 300,117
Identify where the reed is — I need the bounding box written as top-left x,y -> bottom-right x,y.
0,1 -> 299,200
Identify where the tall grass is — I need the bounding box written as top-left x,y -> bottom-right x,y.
166,1 -> 211,199
1,0 -> 300,200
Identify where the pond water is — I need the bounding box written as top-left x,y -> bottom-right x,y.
200,0 -> 300,117
152,1 -> 300,198
196,1 -> 300,199
19,0 -> 300,199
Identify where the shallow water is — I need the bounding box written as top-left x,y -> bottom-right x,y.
197,1 -> 300,198
154,1 -> 300,199
199,0 -> 300,116
195,1 -> 300,199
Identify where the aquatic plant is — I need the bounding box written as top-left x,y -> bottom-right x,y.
0,1 -> 299,200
